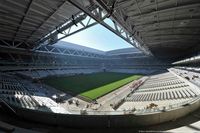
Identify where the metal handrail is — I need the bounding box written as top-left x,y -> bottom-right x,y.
0,98 -> 16,114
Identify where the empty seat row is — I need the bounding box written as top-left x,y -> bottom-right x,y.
1,84 -> 24,91
140,80 -> 184,89
0,90 -> 27,95
137,84 -> 189,92
1,95 -> 38,109
126,88 -> 198,102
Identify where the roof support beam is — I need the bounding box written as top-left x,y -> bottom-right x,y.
0,39 -> 32,49
140,27 -> 200,33
25,1 -> 69,42
67,0 -> 152,55
144,34 -> 200,38
128,3 -> 200,20
12,0 -> 34,41
33,14 -> 98,50
147,39 -> 200,46
135,17 -> 200,28
144,34 -> 200,39
68,0 -> 131,41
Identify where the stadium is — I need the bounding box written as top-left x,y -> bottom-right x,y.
0,0 -> 200,132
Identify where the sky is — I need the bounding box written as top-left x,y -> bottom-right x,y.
61,19 -> 133,51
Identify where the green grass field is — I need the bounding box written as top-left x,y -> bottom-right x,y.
43,72 -> 142,100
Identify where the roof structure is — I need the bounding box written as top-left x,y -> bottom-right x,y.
96,0 -> 200,58
0,0 -> 200,59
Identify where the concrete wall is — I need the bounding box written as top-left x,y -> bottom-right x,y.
11,98 -> 200,128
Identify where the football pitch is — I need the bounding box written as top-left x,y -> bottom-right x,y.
43,72 -> 142,100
